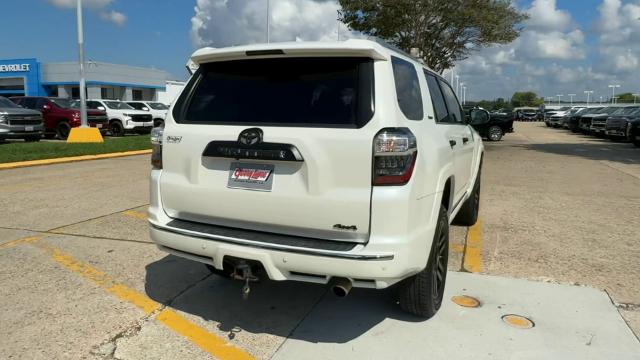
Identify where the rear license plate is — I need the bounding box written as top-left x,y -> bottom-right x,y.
227,162 -> 274,191
25,126 -> 34,131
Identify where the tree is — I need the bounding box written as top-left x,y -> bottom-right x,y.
510,91 -> 543,108
616,93 -> 636,103
338,0 -> 527,73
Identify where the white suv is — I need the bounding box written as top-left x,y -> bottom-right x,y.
148,40 -> 484,317
125,101 -> 169,128
86,100 -> 153,136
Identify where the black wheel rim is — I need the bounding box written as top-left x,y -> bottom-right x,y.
489,127 -> 502,140
432,219 -> 448,304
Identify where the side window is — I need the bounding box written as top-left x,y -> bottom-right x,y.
438,80 -> 464,124
22,98 -> 37,109
424,71 -> 449,122
391,57 -> 423,120
128,103 -> 144,110
86,101 -> 99,109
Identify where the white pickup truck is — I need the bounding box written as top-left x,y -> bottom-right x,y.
148,40 -> 485,318
125,101 -> 169,128
86,99 -> 153,136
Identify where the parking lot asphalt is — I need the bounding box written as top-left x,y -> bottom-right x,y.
0,122 -> 639,359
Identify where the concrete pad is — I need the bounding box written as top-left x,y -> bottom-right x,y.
51,205 -> 151,243
153,273 -> 327,360
0,155 -> 150,231
112,319 -> 212,360
273,272 -> 640,360
0,241 -> 143,359
43,234 -> 210,303
0,228 -> 40,245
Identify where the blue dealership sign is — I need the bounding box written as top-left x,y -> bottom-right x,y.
0,58 -> 44,96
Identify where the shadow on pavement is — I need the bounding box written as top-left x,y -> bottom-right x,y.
513,141 -> 640,164
145,255 -> 423,343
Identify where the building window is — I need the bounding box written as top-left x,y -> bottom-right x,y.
47,86 -> 59,97
132,89 -> 143,101
101,87 -> 116,100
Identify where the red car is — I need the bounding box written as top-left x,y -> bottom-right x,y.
10,97 -> 108,140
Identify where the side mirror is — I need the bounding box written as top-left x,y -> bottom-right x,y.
469,109 -> 490,125
97,106 -> 106,111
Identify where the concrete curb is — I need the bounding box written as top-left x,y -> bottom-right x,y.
0,149 -> 152,170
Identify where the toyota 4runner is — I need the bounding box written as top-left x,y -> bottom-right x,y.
148,40 -> 484,317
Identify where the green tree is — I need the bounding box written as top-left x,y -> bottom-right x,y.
338,0 -> 527,73
510,91 -> 543,108
616,93 -> 637,103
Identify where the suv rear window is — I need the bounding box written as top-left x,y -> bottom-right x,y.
391,57 -> 423,120
175,57 -> 375,128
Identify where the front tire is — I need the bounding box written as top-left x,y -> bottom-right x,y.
110,120 -> 125,137
398,205 -> 449,318
487,126 -> 503,141
56,121 -> 71,140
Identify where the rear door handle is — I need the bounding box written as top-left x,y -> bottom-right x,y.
449,139 -> 457,148
462,137 -> 469,144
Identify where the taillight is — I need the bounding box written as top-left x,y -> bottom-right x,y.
372,128 -> 417,186
150,127 -> 163,169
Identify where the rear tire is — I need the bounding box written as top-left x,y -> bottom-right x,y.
56,121 -> 71,140
398,205 -> 449,318
453,164 -> 481,226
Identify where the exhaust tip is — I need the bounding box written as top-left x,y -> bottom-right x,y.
331,277 -> 352,298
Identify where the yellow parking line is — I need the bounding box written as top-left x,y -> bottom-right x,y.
463,219 -> 482,273
122,210 -> 148,220
30,240 -> 254,360
0,236 -> 42,250
0,149 -> 152,171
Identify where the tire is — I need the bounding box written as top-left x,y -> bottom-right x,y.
110,120 -> 125,137
56,121 -> 71,140
453,164 -> 481,226
398,205 -> 449,318
487,126 -> 503,141
570,125 -> 578,133
24,136 -> 41,142
545,122 -> 551,127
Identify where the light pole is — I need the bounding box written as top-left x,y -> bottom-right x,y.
459,82 -> 464,99
266,0 -> 270,43
600,96 -> 603,105
568,93 -> 576,106
584,90 -> 593,106
608,84 -> 620,104
556,94 -> 563,105
633,94 -> 640,104
462,86 -> 467,105
455,75 -> 460,96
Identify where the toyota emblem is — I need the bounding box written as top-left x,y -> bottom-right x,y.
238,128 -> 263,146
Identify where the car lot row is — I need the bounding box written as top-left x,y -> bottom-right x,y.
544,105 -> 640,147
0,96 -> 167,142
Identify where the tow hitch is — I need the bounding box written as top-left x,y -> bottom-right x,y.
231,261 -> 260,300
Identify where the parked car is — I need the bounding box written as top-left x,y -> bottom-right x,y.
516,108 -> 539,121
568,107 -> 603,132
628,118 -> 640,147
0,96 -> 44,142
590,106 -> 638,137
549,107 -> 584,128
466,107 -> 513,141
10,97 -> 108,139
578,107 -> 616,134
605,108 -> 640,141
148,40 -> 485,318
85,99 -> 153,136
125,101 -> 168,128
544,107 -> 571,126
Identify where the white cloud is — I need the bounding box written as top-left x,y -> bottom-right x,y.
190,0 -> 351,48
526,0 -> 572,31
46,0 -> 125,27
100,10 -> 126,27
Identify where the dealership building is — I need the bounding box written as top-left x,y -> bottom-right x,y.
0,58 -> 170,102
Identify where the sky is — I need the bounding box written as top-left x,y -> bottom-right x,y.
1,0 -> 638,102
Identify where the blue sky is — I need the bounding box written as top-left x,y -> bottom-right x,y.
2,0 -> 639,100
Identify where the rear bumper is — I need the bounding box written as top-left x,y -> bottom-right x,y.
148,170 -> 436,289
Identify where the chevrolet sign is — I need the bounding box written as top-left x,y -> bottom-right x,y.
0,64 -> 30,72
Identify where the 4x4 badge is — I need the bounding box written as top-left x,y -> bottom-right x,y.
166,135 -> 182,143
333,224 -> 358,231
